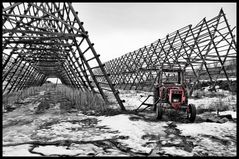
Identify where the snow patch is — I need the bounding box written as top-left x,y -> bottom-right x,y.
218,111 -> 237,119
33,144 -> 103,156
39,91 -> 46,95
177,122 -> 236,139
97,114 -> 167,153
3,144 -> 40,156
188,93 -> 236,109
160,147 -> 193,156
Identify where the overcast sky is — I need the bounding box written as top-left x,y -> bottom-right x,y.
72,3 -> 236,63
48,2 -> 236,83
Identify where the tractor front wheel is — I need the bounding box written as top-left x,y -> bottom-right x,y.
156,103 -> 163,120
187,104 -> 196,122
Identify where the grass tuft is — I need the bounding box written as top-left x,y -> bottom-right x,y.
55,85 -> 106,113
3,83 -> 107,115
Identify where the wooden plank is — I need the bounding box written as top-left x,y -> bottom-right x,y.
2,29 -> 85,37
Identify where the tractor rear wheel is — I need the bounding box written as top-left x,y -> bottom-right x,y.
187,104 -> 196,122
156,103 -> 163,120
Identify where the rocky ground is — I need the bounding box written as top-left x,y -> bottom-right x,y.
2,87 -> 237,157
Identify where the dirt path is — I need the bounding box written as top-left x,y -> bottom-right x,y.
2,88 -> 237,156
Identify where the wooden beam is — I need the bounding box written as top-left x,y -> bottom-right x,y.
2,29 -> 85,37
2,3 -> 22,12
29,3 -> 88,37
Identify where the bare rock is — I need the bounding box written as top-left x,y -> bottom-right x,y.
217,117 -> 229,124
218,114 -> 233,120
168,121 -> 177,128
5,104 -> 17,112
195,116 -> 206,123
35,101 -> 50,114
129,115 -> 144,121
85,110 -> 96,115
206,116 -> 220,123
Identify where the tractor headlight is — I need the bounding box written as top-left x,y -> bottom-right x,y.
173,98 -> 180,102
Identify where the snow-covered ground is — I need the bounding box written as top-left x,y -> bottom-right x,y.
177,122 -> 236,156
199,78 -> 236,82
2,87 -> 237,156
97,114 -> 167,154
125,87 -> 236,116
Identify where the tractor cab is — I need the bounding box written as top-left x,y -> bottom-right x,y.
158,68 -> 184,85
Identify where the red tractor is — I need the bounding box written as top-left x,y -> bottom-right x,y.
153,68 -> 196,122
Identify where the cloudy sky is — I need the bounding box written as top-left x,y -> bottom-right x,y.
72,3 -> 236,63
